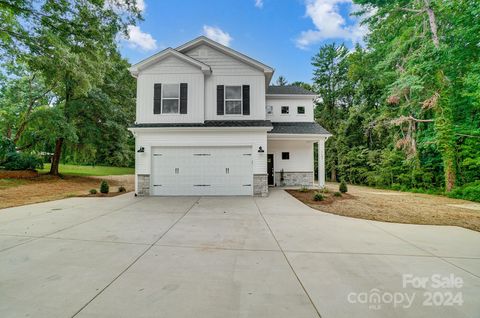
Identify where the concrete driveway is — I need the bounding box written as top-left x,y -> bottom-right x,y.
0,190 -> 479,318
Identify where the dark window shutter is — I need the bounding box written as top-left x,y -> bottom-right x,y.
153,83 -> 162,114
242,85 -> 250,115
180,83 -> 188,114
217,85 -> 224,115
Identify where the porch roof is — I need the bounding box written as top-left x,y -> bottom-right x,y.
268,122 -> 331,135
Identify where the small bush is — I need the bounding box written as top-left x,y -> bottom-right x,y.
448,181 -> 480,203
100,180 -> 109,194
333,191 -> 342,197
339,180 -> 348,193
89,189 -> 97,195
320,187 -> 330,193
299,186 -> 309,193
313,192 -> 324,201
2,152 -> 43,170
118,186 -> 126,193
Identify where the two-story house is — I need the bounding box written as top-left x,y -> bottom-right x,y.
129,36 -> 331,196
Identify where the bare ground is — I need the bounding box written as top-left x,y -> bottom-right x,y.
0,175 -> 134,209
287,182 -> 480,232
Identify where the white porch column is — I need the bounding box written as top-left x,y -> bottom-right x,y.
318,138 -> 325,188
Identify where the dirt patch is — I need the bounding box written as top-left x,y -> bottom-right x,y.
0,174 -> 134,209
287,183 -> 480,232
0,170 -> 39,179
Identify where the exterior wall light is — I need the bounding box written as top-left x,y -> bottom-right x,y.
137,147 -> 145,153
258,146 -> 265,153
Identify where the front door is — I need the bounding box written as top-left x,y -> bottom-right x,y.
267,154 -> 274,185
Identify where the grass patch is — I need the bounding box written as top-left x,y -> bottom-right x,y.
288,183 -> 480,232
38,164 -> 134,176
0,178 -> 28,190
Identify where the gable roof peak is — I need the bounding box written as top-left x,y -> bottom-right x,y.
176,36 -> 274,75
129,47 -> 211,77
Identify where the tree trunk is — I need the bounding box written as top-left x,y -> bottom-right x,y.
423,0 -> 440,48
330,166 -> 337,182
49,137 -> 64,175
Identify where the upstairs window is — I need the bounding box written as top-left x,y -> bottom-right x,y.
266,105 -> 273,115
225,86 -> 242,114
281,106 -> 289,114
282,152 -> 290,160
297,106 -> 305,114
162,84 -> 180,113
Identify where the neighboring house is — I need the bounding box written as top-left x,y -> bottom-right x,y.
129,36 -> 331,196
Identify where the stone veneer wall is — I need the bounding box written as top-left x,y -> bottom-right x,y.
274,171 -> 314,187
137,174 -> 150,196
253,174 -> 268,197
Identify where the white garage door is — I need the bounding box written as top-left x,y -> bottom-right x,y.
151,146 -> 253,196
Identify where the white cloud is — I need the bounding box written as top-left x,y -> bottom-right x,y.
255,0 -> 264,8
295,0 -> 370,49
135,0 -> 145,12
125,25 -> 157,51
202,25 -> 233,47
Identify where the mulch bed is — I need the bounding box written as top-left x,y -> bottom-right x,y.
0,170 -> 39,179
80,191 -> 130,198
286,189 -> 353,205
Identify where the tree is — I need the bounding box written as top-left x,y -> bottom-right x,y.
291,81 -> 313,92
275,75 -> 288,86
352,0 -> 480,191
312,43 -> 353,181
0,1 -> 140,174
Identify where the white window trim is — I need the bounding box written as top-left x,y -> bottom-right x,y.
281,106 -> 290,115
224,85 -> 243,115
161,83 -> 180,115
297,106 -> 306,115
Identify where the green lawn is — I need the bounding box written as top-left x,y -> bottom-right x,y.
39,164 -> 134,176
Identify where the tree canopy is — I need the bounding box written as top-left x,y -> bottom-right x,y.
312,0 -> 480,196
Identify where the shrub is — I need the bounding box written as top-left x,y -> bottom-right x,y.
320,187 -> 330,193
89,189 -> 97,195
448,181 -> 480,203
2,152 -> 43,170
313,192 -> 324,201
339,180 -> 348,193
100,180 -> 109,194
299,186 -> 309,193
333,191 -> 342,197
118,186 -> 126,193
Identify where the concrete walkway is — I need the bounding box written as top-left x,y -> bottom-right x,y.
0,189 -> 479,317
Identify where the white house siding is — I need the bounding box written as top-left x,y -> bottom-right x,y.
135,56 -> 205,124
266,96 -> 315,122
133,129 -> 268,193
184,44 -> 266,121
268,139 -> 314,186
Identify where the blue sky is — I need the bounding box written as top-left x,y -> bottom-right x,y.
119,0 -> 367,84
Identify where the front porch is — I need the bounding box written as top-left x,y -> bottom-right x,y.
266,136 -> 327,188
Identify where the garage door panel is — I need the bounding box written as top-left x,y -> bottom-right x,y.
151,146 -> 253,196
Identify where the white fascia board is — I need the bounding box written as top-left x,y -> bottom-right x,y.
129,48 -> 211,77
267,133 -> 331,141
129,126 -> 273,133
176,36 -> 274,74
266,94 -> 318,99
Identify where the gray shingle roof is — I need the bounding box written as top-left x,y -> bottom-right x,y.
269,122 -> 331,135
267,85 -> 316,95
131,120 -> 273,128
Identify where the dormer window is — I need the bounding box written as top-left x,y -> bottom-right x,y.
162,84 -> 180,113
225,86 -> 242,115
